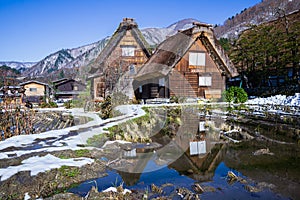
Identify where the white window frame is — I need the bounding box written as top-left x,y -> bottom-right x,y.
189,52 -> 206,66
159,78 -> 165,87
199,76 -> 212,86
122,46 -> 135,56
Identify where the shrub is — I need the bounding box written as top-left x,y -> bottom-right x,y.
63,100 -> 73,109
40,101 -> 58,108
223,86 -> 248,103
100,96 -> 112,119
170,96 -> 179,103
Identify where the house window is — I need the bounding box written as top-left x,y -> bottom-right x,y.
129,65 -> 136,75
29,88 -> 37,92
189,52 -> 205,66
74,86 -> 78,91
159,78 -> 165,87
139,86 -> 142,93
121,46 -> 135,56
97,83 -> 104,97
199,76 -> 212,86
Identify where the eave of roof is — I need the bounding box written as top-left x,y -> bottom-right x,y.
88,19 -> 151,75
19,80 -> 49,87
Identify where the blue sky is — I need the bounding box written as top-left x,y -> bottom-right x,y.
0,0 -> 261,62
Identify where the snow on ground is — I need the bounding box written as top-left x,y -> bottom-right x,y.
0,105 -> 145,181
0,105 -> 144,159
0,154 -> 94,181
246,93 -> 300,107
102,186 -> 131,194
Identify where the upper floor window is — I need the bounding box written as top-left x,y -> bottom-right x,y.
121,45 -> 135,56
29,88 -> 37,92
189,52 -> 205,66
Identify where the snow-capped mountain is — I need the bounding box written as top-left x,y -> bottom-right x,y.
0,61 -> 36,72
141,18 -> 198,46
4,0 -> 300,78
24,37 -> 109,77
214,0 -> 300,39
23,18 -> 199,77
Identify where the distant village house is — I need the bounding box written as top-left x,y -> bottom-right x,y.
52,78 -> 86,100
19,80 -> 51,103
133,22 -> 238,100
0,85 -> 25,105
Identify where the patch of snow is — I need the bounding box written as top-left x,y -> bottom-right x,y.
24,192 -> 31,200
246,93 -> 300,107
103,187 -> 118,193
102,187 -> 131,194
0,105 -> 145,160
0,154 -> 94,181
0,104 -> 148,184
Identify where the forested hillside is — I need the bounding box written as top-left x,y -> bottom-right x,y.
223,10 -> 300,96
215,0 -> 300,39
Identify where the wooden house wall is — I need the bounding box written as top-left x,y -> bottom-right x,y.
105,30 -> 148,72
169,39 -> 225,99
23,83 -> 45,97
93,76 -> 105,101
94,30 -> 149,101
56,80 -> 85,92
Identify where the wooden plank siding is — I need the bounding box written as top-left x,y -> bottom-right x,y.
92,28 -> 150,101
169,38 -> 225,99
104,31 -> 148,72
134,23 -> 236,101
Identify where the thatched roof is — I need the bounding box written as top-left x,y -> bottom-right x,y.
89,18 -> 151,74
135,23 -> 238,82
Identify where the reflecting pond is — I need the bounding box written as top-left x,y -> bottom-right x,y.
70,105 -> 300,199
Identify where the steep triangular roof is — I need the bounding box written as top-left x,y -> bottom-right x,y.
53,79 -> 86,87
52,78 -> 68,85
135,23 -> 238,82
89,18 -> 151,74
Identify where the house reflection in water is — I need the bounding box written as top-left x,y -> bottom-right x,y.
190,120 -> 208,155
190,140 -> 206,155
111,108 -> 227,186
124,148 -> 137,158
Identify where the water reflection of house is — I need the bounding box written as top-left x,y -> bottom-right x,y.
116,152 -> 152,186
110,108 -> 226,185
133,22 -> 238,100
19,80 -> 51,103
167,111 -> 225,181
123,148 -> 137,158
88,18 -> 151,101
